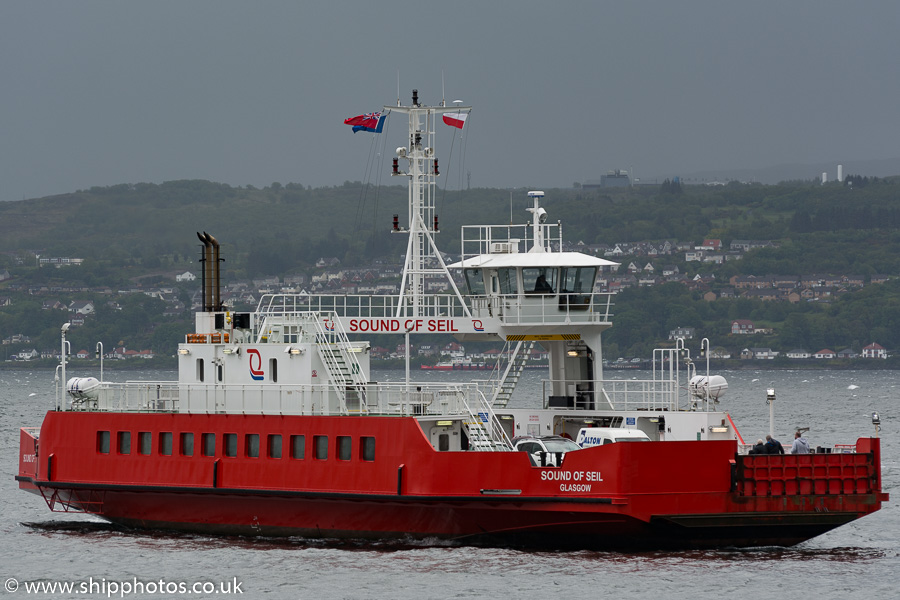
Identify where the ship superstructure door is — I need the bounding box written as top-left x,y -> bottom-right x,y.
429,423 -> 461,451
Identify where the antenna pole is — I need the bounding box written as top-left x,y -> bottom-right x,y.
387,91 -> 471,317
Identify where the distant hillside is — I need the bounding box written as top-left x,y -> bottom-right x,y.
650,158 -> 900,185
7,177 -> 900,360
3,176 -> 900,278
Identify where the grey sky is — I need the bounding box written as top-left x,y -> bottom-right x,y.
2,1 -> 899,201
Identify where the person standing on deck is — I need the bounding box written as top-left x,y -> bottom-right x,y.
748,439 -> 766,455
791,431 -> 810,454
765,434 -> 785,454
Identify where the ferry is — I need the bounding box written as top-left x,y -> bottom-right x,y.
420,360 -> 494,371
17,91 -> 888,549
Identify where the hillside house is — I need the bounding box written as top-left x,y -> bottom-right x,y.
668,326 -> 695,341
862,343 -> 887,359
731,320 -> 754,335
69,300 -> 95,315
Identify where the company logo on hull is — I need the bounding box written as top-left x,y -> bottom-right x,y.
247,348 -> 264,380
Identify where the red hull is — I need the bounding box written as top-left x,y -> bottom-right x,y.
18,411 -> 887,550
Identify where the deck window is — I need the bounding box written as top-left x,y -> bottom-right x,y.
97,431 -> 110,454
314,435 -> 328,460
559,267 -> 596,295
159,432 -> 173,456
337,436 -> 351,461
224,433 -> 238,457
269,358 -> 278,383
246,434 -> 260,458
217,364 -> 223,382
523,267 -> 557,295
180,432 -> 194,456
361,436 -> 376,461
497,267 -> 517,295
290,435 -> 305,459
138,432 -> 152,455
117,431 -> 131,455
464,268 -> 485,295
197,359 -> 204,382
201,433 -> 216,457
268,434 -> 282,459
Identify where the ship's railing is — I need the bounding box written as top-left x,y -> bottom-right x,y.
257,293 -> 472,319
255,292 -> 613,325
68,379 -> 496,417
179,381 -> 495,417
541,378 -> 688,412
21,426 -> 41,439
68,381 -> 181,413
468,293 -> 613,324
459,223 -> 562,260
738,443 -> 859,455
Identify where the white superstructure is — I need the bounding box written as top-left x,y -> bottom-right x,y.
60,90 -> 742,452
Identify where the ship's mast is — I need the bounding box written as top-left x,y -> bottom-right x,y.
388,90 -> 471,318
525,190 -> 549,253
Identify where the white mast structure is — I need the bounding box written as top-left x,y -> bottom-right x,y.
388,89 -> 471,318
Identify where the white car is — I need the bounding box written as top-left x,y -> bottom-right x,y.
513,435 -> 581,467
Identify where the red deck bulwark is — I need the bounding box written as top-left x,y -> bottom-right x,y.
18,428 -> 39,491
736,438 -> 885,498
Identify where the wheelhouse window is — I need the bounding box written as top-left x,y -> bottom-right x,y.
246,434 -> 260,458
117,431 -> 131,455
201,433 -> 216,457
361,436 -> 376,461
224,433 -> 237,457
337,436 -> 351,461
97,431 -> 110,454
559,267 -> 597,295
268,434 -> 282,459
523,268 -> 557,295
314,435 -> 328,460
290,435 -> 305,459
497,268 -> 517,295
180,432 -> 194,456
138,432 -> 152,455
559,267 -> 596,310
159,432 -> 173,456
464,268 -> 485,295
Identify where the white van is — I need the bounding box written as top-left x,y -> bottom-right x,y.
576,427 -> 651,448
